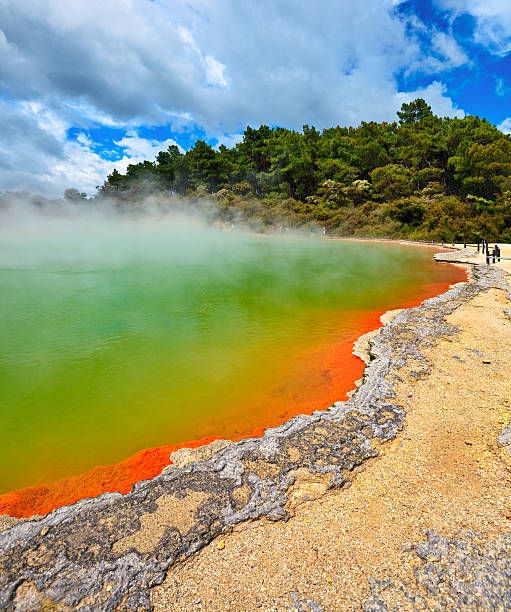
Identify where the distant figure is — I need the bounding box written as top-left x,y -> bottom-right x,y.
322,227 -> 327,236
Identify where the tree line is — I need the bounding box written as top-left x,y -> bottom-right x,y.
94,99 -> 511,242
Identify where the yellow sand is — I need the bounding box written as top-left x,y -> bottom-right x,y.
454,242 -> 511,273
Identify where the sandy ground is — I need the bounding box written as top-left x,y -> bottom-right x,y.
152,282 -> 511,611
453,242 -> 511,273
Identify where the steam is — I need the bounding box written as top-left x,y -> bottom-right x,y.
0,189 -> 326,272
0,192 -> 322,289
0,189 -> 448,306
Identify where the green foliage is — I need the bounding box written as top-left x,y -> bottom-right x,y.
370,164 -> 414,200
64,188 -> 87,201
96,100 -> 511,241
397,98 -> 433,125
389,199 -> 425,227
317,179 -> 345,208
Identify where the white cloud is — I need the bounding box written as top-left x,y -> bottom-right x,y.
401,16 -> 471,74
395,81 -> 465,119
21,101 -> 68,139
114,132 -> 184,159
0,0 -> 458,133
215,133 -> 244,150
203,56 -> 229,89
430,30 -> 471,68
0,27 -> 10,51
0,101 -> 182,197
495,77 -> 509,97
435,0 -> 511,56
497,117 -> 511,134
178,26 -> 229,89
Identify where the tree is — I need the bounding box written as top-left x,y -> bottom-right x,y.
90,109 -> 511,241
239,125 -> 273,172
397,98 -> 434,125
390,198 -> 425,227
461,138 -> 511,200
156,145 -> 188,193
370,164 -> 415,200
64,188 -> 87,201
317,179 -> 345,208
185,141 -> 228,192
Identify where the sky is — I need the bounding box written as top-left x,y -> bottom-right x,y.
1,0 -> 511,197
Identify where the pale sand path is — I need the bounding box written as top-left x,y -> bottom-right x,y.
453,242 -> 511,273
152,285 -> 511,611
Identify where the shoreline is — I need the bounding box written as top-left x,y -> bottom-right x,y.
1,250 -> 508,610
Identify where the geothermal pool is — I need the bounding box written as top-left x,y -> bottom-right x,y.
0,214 -> 465,516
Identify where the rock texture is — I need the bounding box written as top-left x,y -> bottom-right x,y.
364,530 -> 511,611
498,426 -> 511,458
0,262 -> 509,611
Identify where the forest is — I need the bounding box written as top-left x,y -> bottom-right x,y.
81,99 -> 511,241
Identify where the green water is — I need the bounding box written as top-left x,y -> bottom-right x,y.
0,214 -> 460,494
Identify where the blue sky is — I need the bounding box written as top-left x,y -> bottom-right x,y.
0,0 -> 510,196
396,0 -> 511,120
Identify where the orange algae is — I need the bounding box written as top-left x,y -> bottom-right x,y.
0,265 -> 467,519
0,436 -> 222,518
1,329 -> 370,519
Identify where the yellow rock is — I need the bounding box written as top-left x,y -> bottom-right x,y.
216,540 -> 225,550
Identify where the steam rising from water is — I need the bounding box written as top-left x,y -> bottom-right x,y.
0,193 -> 342,303
0,192 -> 331,291
0,193 -> 243,269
